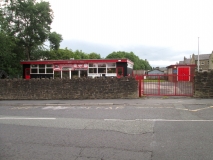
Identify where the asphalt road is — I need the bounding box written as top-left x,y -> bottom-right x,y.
0,98 -> 213,160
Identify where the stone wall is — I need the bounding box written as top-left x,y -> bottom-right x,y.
194,71 -> 213,98
0,77 -> 138,100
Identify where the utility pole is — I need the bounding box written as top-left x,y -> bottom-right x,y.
198,37 -> 200,72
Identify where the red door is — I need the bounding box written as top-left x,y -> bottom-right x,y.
117,67 -> 123,78
178,67 -> 189,81
25,68 -> 30,79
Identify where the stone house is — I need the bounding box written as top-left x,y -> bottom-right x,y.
179,51 -> 213,71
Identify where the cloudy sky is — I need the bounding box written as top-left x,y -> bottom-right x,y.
45,0 -> 213,67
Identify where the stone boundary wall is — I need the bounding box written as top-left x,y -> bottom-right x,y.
0,77 -> 138,100
194,71 -> 213,98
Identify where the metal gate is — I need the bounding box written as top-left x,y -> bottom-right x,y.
137,74 -> 194,97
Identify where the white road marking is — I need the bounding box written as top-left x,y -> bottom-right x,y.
42,106 -> 69,110
104,119 -> 213,122
0,117 -> 56,120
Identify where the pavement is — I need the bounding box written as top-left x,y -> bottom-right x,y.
1,97 -> 213,106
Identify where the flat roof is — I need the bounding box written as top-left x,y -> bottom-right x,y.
167,64 -> 196,68
20,58 -> 134,65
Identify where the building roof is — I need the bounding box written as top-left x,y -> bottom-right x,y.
185,59 -> 191,64
194,54 -> 210,60
166,64 -> 196,68
179,58 -> 190,64
20,58 -> 134,65
179,61 -> 184,64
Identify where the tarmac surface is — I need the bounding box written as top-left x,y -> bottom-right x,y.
1,97 -> 213,160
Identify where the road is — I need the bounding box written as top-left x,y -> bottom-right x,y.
0,98 -> 213,160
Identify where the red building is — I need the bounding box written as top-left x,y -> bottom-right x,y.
167,64 -> 196,82
20,59 -> 134,79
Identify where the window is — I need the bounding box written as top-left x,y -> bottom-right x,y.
46,69 -> 53,73
46,64 -> 53,67
201,61 -> 204,65
54,71 -> 61,78
107,63 -> 116,67
89,68 -> 97,73
98,63 -> 106,67
39,64 -> 45,73
107,68 -> 116,73
31,69 -> 38,73
31,64 -> 53,74
89,63 -> 97,67
31,64 -> 38,73
98,68 -> 106,73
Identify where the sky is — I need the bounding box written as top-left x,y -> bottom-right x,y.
44,0 -> 213,67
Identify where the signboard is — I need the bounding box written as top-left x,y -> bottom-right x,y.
53,64 -> 88,71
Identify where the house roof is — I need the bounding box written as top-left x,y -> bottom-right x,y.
185,59 -> 191,64
179,58 -> 190,64
194,54 -> 210,60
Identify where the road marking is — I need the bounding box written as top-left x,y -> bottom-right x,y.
189,106 -> 213,112
11,106 -> 37,110
104,119 -> 213,122
176,106 -> 213,112
142,119 -> 213,122
42,106 -> 69,110
136,107 -> 173,109
0,117 -> 56,120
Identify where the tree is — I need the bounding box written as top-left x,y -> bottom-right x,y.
88,52 -> 101,59
48,32 -> 63,50
0,7 -> 24,77
106,51 -> 152,70
3,0 -> 53,60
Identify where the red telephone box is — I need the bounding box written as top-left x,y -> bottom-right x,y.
25,68 -> 30,79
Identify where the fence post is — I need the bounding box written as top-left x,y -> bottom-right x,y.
139,76 -> 142,97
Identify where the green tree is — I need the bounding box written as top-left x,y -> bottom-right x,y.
74,50 -> 89,59
106,51 -> 152,70
0,8 -> 24,77
3,0 -> 53,60
48,32 -> 63,50
88,52 -> 101,59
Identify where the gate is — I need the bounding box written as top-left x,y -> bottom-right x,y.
137,74 -> 194,97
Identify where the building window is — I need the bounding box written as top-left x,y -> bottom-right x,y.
89,63 -> 97,67
89,68 -> 97,73
98,63 -> 106,67
31,65 -> 38,73
54,71 -> 61,78
107,68 -> 116,73
107,63 -> 116,67
98,68 -> 106,73
201,61 -> 204,65
39,64 -> 45,73
31,69 -> 38,73
46,69 -> 53,73
31,64 -> 53,74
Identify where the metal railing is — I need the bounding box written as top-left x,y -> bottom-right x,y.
135,74 -> 194,97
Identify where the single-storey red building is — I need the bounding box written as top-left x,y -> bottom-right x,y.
20,59 -> 134,79
167,64 -> 196,82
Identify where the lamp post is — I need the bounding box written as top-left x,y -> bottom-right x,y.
197,37 -> 200,72
198,37 -> 200,72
